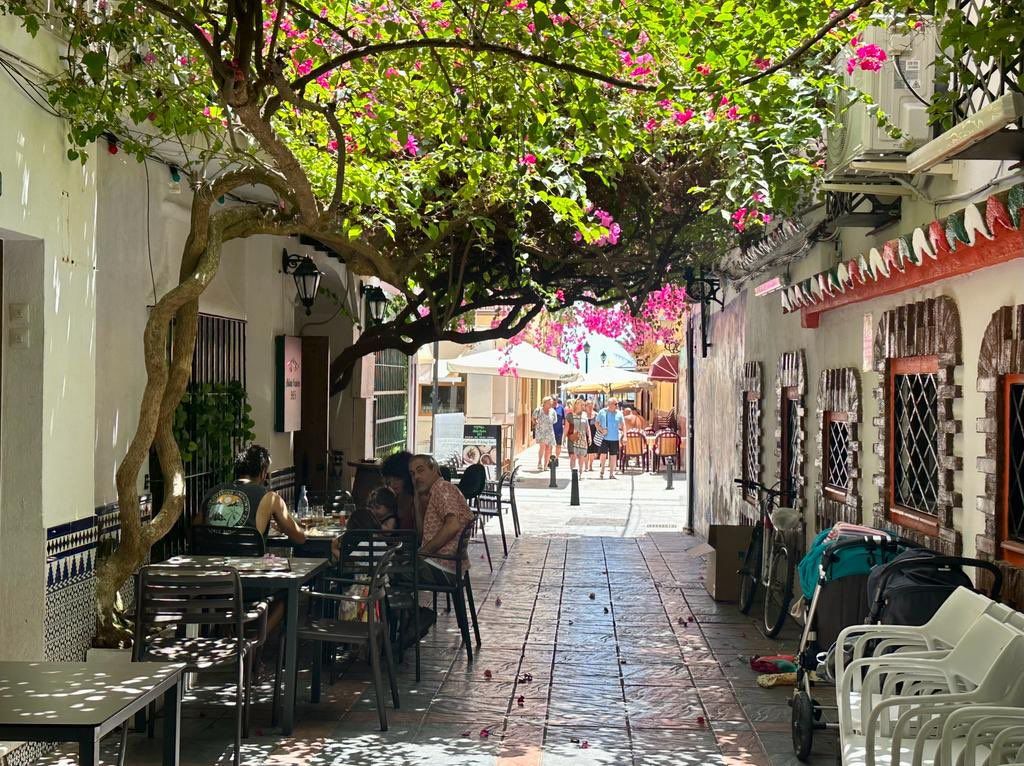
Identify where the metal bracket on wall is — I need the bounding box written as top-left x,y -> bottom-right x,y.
685,274 -> 723,358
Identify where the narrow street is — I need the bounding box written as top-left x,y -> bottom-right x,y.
34,463 -> 829,766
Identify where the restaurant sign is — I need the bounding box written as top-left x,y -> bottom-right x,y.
275,335 -> 302,432
463,424 -> 501,478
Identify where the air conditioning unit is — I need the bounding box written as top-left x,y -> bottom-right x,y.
826,25 -> 937,178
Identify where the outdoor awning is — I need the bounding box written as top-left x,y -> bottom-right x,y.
648,352 -> 679,383
416,360 -> 462,385
565,366 -> 655,394
446,342 -> 580,381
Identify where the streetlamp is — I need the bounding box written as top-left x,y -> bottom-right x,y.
583,341 -> 591,373
600,351 -> 608,367
360,283 -> 389,325
282,250 -> 324,315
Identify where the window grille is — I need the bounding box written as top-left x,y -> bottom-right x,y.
374,348 -> 409,458
824,414 -> 850,496
742,395 -> 758,501
1003,380 -> 1024,556
891,368 -> 939,516
780,387 -> 800,505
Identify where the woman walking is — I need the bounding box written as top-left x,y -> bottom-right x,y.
565,398 -> 591,476
532,396 -> 557,470
583,399 -> 599,472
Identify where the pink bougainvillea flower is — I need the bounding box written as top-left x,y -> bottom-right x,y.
384,67 -> 400,78
726,106 -> 740,120
752,191 -> 766,203
327,139 -> 339,152
555,288 -> 565,303
619,51 -> 634,66
430,0 -> 443,7
479,728 -> 491,738
719,95 -> 729,106
658,98 -> 673,109
573,231 -> 583,242
526,21 -> 536,32
143,52 -> 157,65
404,134 -> 419,156
674,109 -> 695,125
643,117 -> 658,132
295,58 -> 313,76
521,153 -> 537,166
754,57 -> 772,71
695,63 -> 712,75
580,741 -> 590,749
631,65 -> 652,77
483,669 -> 492,680
517,695 -> 525,706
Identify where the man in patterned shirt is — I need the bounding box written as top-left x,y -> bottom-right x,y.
410,454 -> 474,586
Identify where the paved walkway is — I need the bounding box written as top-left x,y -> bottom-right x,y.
31,458 -> 835,765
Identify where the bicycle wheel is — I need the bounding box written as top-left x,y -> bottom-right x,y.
738,524 -> 763,615
763,540 -> 794,637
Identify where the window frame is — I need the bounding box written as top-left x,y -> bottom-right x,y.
886,354 -> 941,537
822,410 -> 851,503
418,382 -> 466,417
780,385 -> 800,506
1000,373 -> 1024,566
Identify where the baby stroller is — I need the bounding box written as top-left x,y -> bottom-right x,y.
790,525 -> 910,760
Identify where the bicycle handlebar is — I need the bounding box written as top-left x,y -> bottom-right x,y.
733,478 -> 784,497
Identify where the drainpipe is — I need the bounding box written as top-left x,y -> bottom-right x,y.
685,312 -> 696,533
430,340 -> 440,453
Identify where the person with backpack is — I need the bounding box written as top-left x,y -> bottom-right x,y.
595,398 -> 625,479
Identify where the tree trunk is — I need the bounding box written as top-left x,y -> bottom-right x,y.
93,201 -> 244,647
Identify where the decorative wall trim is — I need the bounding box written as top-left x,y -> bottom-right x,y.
815,368 -> 862,532
976,304 -> 1024,607
871,296 -> 962,554
737,361 -> 762,520
780,184 -> 1024,328
774,350 -> 807,514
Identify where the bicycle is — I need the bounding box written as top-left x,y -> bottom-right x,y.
734,477 -> 801,637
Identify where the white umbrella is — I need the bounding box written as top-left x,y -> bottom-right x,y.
416,359 -> 462,385
447,342 -> 580,381
565,366 -> 655,394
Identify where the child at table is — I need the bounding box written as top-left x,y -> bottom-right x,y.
329,486 -> 399,561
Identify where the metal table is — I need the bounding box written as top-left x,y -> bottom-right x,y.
0,661 -> 185,765
164,554 -> 328,735
269,525 -> 345,558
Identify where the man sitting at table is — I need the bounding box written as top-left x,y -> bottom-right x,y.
622,405 -> 646,432
410,454 -> 474,585
202,444 -> 306,545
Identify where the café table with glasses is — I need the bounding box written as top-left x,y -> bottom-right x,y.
159,553 -> 328,735
0,660 -> 185,765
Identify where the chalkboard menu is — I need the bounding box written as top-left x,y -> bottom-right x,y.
463,424 -> 501,477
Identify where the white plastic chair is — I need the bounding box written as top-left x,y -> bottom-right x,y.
837,617 -> 1024,765
936,706 -> 1024,766
835,588 -> 1007,683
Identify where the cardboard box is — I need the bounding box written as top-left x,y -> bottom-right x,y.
703,525 -> 754,602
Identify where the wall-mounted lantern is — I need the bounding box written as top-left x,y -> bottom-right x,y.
282,249 -> 323,315
360,283 -> 389,325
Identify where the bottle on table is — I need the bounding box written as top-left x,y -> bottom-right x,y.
296,485 -> 309,520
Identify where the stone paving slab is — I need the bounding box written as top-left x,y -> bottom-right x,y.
29,456 -> 833,766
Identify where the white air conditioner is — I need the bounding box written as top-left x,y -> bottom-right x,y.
826,25 -> 937,178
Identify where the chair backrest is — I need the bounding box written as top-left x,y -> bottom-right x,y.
656,430 -> 680,454
923,587 -> 1000,646
134,565 -> 244,656
459,463 -> 488,501
623,430 -> 645,456
372,529 -> 418,589
944,615 -> 1022,688
338,530 -> 399,583
191,525 -> 266,556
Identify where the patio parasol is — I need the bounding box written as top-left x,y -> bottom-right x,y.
564,366 -> 655,394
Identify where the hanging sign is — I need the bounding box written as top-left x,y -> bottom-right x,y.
862,313 -> 874,372
275,335 -> 302,432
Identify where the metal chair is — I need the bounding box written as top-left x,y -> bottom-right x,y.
476,471 -> 510,559
418,523 -> 481,662
507,465 -> 522,537
621,430 -> 648,473
298,546 -> 400,731
191,525 -> 266,556
459,464 -> 493,570
132,565 -> 258,766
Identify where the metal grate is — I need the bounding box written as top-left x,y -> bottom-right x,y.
950,0 -> 1024,130
1009,383 -> 1024,540
784,396 -> 799,503
374,348 -> 409,458
826,419 -> 850,492
892,373 -> 939,515
742,397 -> 758,499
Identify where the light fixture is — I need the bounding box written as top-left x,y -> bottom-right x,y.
282,249 -> 323,315
583,341 -> 591,373
600,351 -> 608,366
360,283 -> 389,324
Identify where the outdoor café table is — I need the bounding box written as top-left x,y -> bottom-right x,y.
268,523 -> 345,558
163,554 -> 328,735
0,660 -> 185,766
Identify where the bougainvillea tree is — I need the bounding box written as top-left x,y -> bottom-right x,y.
2,0 -> 925,642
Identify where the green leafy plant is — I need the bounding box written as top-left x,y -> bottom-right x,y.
172,381 -> 256,484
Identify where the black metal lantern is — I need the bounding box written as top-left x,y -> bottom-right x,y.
360,283 -> 389,324
600,351 -> 608,367
583,341 -> 591,373
282,250 -> 323,315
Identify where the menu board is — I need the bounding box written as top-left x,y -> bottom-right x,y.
433,412 -> 465,463
463,424 -> 501,477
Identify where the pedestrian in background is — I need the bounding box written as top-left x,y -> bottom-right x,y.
552,397 -> 566,462
583,399 -> 599,472
565,398 -> 591,477
596,397 -> 625,479
532,396 -> 557,471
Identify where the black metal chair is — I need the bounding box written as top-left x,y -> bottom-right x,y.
418,523 -> 481,662
459,464 -> 493,571
191,525 -> 266,556
507,464 -> 522,537
298,545 -> 400,730
476,471 -> 510,558
132,565 -> 259,766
